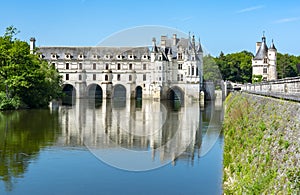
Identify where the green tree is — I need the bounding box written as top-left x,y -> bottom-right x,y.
277,53 -> 300,79
203,55 -> 222,82
0,26 -> 62,109
215,51 -> 253,83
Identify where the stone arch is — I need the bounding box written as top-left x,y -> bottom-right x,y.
113,84 -> 126,100
86,84 -> 103,99
135,86 -> 143,100
167,86 -> 184,103
62,84 -> 76,105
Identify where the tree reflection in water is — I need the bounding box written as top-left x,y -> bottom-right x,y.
0,110 -> 60,191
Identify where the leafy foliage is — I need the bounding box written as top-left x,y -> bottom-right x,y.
0,26 -> 62,109
277,53 -> 300,79
203,55 -> 222,82
215,51 -> 253,83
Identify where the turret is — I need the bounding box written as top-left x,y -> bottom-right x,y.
151,37 -> 157,62
268,39 -> 277,80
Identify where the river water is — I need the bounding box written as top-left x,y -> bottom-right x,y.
0,99 -> 224,195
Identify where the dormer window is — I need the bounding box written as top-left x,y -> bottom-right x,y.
51,53 -> 57,60
65,53 -> 71,59
93,54 -> 98,59
39,54 -> 44,59
128,55 -> 134,59
117,55 -> 122,60
105,54 -> 110,60
143,55 -> 148,59
263,58 -> 268,64
78,54 -> 84,60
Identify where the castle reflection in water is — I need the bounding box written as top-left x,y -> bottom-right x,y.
55,99 -> 224,166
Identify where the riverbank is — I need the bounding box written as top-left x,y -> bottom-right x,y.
223,92 -> 300,194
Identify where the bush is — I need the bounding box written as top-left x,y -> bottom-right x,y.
0,92 -> 21,110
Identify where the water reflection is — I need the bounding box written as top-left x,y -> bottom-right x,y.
0,110 -> 60,191
0,99 -> 224,191
57,98 -> 224,170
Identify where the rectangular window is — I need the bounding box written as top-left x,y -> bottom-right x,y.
79,74 -> 82,80
178,53 -> 182,60
192,66 -> 194,75
93,74 -> 96,81
66,63 -> 69,69
66,74 -> 69,80
105,75 -> 108,81
264,58 -> 268,63
117,74 -> 121,81
105,63 -> 109,70
177,74 -> 180,81
129,75 -> 132,81
79,63 -> 82,70
143,74 -> 146,81
143,64 -> 147,70
196,67 -> 199,76
93,63 -> 96,70
181,74 -> 183,81
129,63 -> 132,70
263,68 -> 268,74
159,77 -> 161,81
117,63 -> 121,70
178,64 -> 182,70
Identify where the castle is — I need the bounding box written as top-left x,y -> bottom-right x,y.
34,34 -> 203,102
252,34 -> 277,81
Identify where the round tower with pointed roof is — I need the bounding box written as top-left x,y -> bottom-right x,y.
268,39 -> 277,80
252,33 -> 277,82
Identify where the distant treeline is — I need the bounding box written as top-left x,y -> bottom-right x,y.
203,51 -> 300,83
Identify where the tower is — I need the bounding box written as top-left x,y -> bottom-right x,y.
268,40 -> 277,80
252,33 -> 277,82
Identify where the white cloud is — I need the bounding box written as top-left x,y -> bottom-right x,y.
274,17 -> 300,24
236,5 -> 264,13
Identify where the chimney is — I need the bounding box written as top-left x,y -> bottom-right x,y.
30,37 -> 36,54
255,42 -> 261,54
172,34 -> 177,46
161,35 -> 167,49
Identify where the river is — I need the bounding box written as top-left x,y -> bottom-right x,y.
0,99 -> 224,194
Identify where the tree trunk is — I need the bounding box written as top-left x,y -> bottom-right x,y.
5,84 -> 9,98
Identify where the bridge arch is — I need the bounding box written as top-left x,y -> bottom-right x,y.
113,84 -> 126,100
167,86 -> 184,103
87,84 -> 103,99
62,84 -> 76,105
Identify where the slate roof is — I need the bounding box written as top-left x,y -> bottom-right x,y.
254,36 -> 268,60
38,46 -> 150,60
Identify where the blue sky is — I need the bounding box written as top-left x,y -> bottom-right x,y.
1,0 -> 300,56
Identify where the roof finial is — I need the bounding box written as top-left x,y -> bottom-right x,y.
262,31 -> 266,42
197,37 -> 203,53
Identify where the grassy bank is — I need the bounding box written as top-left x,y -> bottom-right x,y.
223,92 -> 300,194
